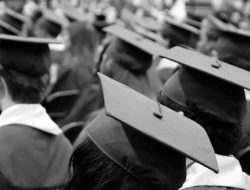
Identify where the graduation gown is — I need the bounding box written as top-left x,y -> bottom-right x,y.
181,154 -> 250,190
47,56 -> 103,127
0,104 -> 72,189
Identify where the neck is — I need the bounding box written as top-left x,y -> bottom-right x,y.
1,97 -> 18,111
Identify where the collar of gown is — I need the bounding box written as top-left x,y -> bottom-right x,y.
0,104 -> 62,135
181,154 -> 250,190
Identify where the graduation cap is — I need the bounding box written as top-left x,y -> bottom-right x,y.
0,20 -> 22,35
79,73 -> 218,189
159,46 -> 249,124
135,16 -> 162,32
36,8 -> 69,38
104,24 -> 168,57
0,34 -> 60,77
203,16 -> 250,71
63,8 -> 88,23
132,23 -> 168,46
161,16 -> 200,48
0,7 -> 29,32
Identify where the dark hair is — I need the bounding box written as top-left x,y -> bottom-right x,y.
157,91 -> 242,156
104,38 -> 152,74
67,138 -> 149,190
0,68 -> 49,104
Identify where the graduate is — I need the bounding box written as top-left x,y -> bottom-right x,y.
160,16 -> 200,49
67,73 -> 218,190
33,8 -> 68,39
98,24 -> 163,99
197,15 -> 250,71
157,47 -> 250,190
45,21 -> 103,127
0,34 -> 72,189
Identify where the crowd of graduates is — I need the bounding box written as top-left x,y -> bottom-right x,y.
0,0 -> 250,189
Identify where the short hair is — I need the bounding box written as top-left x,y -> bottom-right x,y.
67,138 -> 150,190
157,91 -> 242,156
0,67 -> 49,104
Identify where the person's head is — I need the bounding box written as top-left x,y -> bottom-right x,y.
68,137 -> 150,190
65,21 -> 99,60
67,74 -> 218,190
196,16 -> 222,56
160,18 -> 200,48
157,66 -> 246,155
34,17 -> 62,38
197,16 -> 250,71
0,35 -> 52,108
100,37 -> 152,75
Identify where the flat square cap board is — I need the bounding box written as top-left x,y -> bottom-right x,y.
164,17 -> 200,35
0,33 -> 61,44
135,16 -> 162,32
98,73 -> 219,173
63,8 -> 88,22
160,46 -> 250,90
0,20 -> 21,35
0,34 -> 61,76
41,8 -> 69,27
0,7 -> 29,31
104,24 -> 168,56
206,15 -> 250,38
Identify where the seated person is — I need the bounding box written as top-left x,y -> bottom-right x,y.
67,73 -> 218,190
0,35 -> 72,189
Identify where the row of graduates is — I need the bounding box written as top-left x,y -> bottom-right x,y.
0,2 -> 250,190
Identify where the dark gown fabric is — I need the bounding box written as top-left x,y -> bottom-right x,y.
45,22 -> 103,127
0,124 -> 72,189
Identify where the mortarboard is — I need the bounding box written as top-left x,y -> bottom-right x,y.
135,16 -> 162,32
160,17 -> 200,48
164,17 -> 200,35
104,24 -> 168,57
0,7 -> 29,32
0,20 -> 21,35
203,16 -> 250,71
36,8 -> 69,38
161,46 -> 250,90
0,34 -> 60,77
77,72 -> 218,189
63,8 -> 88,23
159,46 -> 249,124
41,8 -> 69,28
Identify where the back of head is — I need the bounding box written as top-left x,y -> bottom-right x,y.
68,138 -> 150,190
104,37 -> 152,74
0,39 -> 51,103
161,22 -> 198,48
157,67 -> 246,155
67,22 -> 99,56
213,33 -> 250,71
